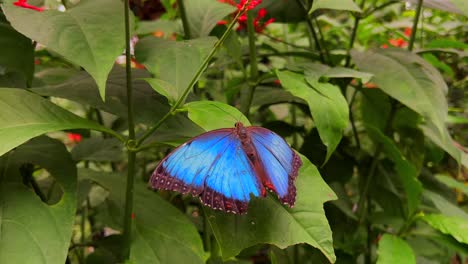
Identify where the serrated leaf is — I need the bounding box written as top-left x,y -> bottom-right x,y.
309,0 -> 362,14
377,234 -> 416,264
185,101 -> 250,131
276,70 -> 349,163
0,137 -> 77,264
0,88 -> 115,157
184,0 -> 236,38
79,169 -> 208,264
422,214 -> 468,245
1,0 -> 129,100
135,37 -> 217,105
207,155 -> 337,263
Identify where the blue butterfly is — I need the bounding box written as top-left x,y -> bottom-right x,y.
150,122 -> 302,214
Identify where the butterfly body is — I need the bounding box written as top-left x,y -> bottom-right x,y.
150,122 -> 302,214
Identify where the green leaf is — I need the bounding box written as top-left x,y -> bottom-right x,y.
424,190 -> 468,220
79,169 -> 208,263
420,121 -> 462,165
366,126 -> 422,216
435,174 -> 468,196
184,0 -> 236,38
185,101 -> 250,131
1,0 -> 129,100
0,21 -> 34,84
144,78 -> 179,105
207,154 -> 337,263
276,70 -> 349,163
377,234 -> 416,264
71,138 -> 123,162
0,136 -> 77,264
422,214 -> 468,245
309,0 -> 362,14
322,67 -> 373,83
0,88 -> 116,157
136,20 -> 179,36
135,37 -> 217,104
351,49 -> 448,135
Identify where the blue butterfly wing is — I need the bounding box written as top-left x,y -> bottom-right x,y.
150,129 -> 264,214
249,127 -> 302,206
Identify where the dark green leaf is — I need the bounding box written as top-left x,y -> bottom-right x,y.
1,0 -> 129,99
0,137 -> 77,264
0,21 -> 34,84
71,138 -> 123,162
0,88 -> 115,157
184,0 -> 236,38
79,169 -> 208,263
207,154 -> 337,263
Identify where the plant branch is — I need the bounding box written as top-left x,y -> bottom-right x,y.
349,89 -> 361,149
294,0 -> 326,63
122,0 -> 136,259
177,0 -> 191,39
240,10 -> 259,117
135,6 -> 247,147
345,0 -> 367,67
408,0 -> 424,51
364,1 -> 400,16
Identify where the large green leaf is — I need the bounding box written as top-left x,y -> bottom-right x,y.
366,126 -> 422,217
32,67 -> 204,145
135,37 -> 217,105
71,138 -> 123,162
377,234 -> 416,264
424,190 -> 468,220
0,20 -> 34,84
79,169 -> 208,263
185,101 -> 250,131
422,214 -> 468,245
1,0 -> 128,100
351,49 -> 448,135
207,155 -> 337,263
421,121 -> 462,166
184,0 -> 236,38
0,136 -> 77,264
0,88 -> 116,157
276,70 -> 349,163
309,0 -> 362,14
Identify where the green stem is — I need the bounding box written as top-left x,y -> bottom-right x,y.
240,10 -> 259,117
177,0 -> 191,39
349,89 -> 361,149
136,6 -> 247,147
345,0 -> 366,67
408,0 -> 423,51
294,0 -> 326,63
122,0 -> 136,259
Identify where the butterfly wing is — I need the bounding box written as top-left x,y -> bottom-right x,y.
150,129 -> 264,214
249,127 -> 302,206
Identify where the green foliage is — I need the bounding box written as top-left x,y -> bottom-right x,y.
0,0 -> 466,263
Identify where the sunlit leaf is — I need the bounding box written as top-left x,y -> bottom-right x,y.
309,0 -> 362,14
185,101 -> 250,131
422,214 -> 468,245
377,234 -> 416,264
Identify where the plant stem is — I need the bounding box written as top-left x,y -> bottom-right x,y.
408,0 -> 424,51
177,0 -> 191,39
135,7 -> 247,147
345,0 -> 366,67
294,0 -> 326,64
122,0 -> 136,260
240,10 -> 259,117
349,89 -> 361,149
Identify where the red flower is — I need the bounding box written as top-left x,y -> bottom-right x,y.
404,27 -> 412,37
218,0 -> 274,33
13,0 -> 44,12
67,133 -> 82,143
